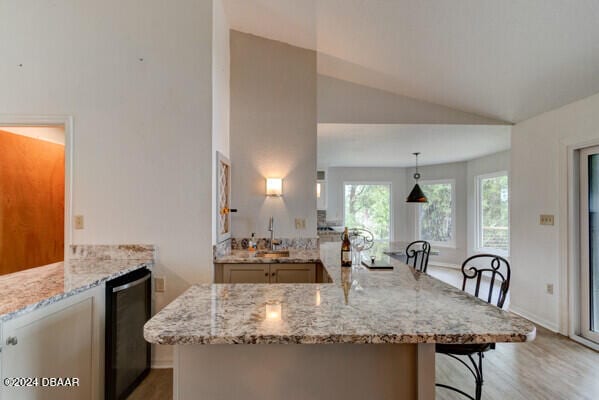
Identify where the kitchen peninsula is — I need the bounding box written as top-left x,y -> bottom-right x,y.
144,242 -> 536,400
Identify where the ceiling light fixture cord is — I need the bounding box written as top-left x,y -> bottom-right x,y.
413,152 -> 421,180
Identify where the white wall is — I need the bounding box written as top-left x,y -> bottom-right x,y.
0,0 -> 222,366
511,92 -> 599,333
230,31 -> 317,238
466,150 -> 511,256
318,75 -> 507,125
212,0 -> 230,245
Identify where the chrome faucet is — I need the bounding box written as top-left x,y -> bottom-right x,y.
268,216 -> 280,250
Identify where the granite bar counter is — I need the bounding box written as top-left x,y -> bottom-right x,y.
0,245 -> 154,321
145,242 -> 535,400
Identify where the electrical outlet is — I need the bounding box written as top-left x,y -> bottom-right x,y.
74,215 -> 84,230
546,283 -> 554,295
295,218 -> 306,230
540,214 -> 554,226
155,277 -> 166,293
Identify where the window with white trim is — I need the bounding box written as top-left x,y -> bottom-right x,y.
417,180 -> 455,246
476,172 -> 509,254
344,183 -> 392,240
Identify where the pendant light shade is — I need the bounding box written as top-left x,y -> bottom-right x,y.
406,183 -> 427,203
407,152 -> 428,203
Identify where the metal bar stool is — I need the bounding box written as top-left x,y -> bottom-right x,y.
405,240 -> 431,273
435,254 -> 511,400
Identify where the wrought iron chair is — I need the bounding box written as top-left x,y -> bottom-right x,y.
435,254 -> 511,400
405,240 -> 431,273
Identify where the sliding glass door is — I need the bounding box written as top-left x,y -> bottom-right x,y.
580,146 -> 599,343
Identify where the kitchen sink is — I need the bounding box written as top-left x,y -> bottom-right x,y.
255,250 -> 290,258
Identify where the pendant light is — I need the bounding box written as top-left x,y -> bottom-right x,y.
406,152 -> 428,203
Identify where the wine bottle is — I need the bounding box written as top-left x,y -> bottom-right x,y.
341,227 -> 352,267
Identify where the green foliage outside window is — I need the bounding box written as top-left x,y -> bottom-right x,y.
419,182 -> 453,243
480,175 -> 509,251
344,184 -> 391,240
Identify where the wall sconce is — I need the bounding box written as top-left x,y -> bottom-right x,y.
266,178 -> 283,196
265,302 -> 282,321
316,182 -> 321,198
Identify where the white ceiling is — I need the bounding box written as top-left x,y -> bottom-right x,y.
224,0 -> 599,123
317,124 -> 511,168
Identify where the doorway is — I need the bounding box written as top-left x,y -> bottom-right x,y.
579,145 -> 599,343
0,118 -> 71,275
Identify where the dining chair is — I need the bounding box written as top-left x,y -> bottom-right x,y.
405,240 -> 431,273
435,254 -> 511,400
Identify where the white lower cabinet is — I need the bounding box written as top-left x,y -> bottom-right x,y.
0,286 -> 104,400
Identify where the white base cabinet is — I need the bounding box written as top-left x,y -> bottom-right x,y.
0,286 -> 104,400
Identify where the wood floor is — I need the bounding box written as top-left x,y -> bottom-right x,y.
127,368 -> 172,400
129,266 -> 599,400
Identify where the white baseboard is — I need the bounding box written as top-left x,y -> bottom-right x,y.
429,261 -> 460,269
151,360 -> 174,369
508,305 -> 560,333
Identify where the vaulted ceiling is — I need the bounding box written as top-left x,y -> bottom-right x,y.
224,0 -> 599,123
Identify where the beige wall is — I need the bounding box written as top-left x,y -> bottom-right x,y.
230,31 -> 317,238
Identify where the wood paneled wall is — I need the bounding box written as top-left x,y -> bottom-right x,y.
0,129 -> 65,275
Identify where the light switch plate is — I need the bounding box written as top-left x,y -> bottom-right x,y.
540,214 -> 554,226
155,277 -> 166,292
74,215 -> 84,230
295,218 -> 306,230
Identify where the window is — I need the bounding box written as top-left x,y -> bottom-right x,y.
417,180 -> 455,246
476,172 -> 509,253
344,183 -> 391,240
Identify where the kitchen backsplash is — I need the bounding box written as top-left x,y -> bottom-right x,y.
69,245 -> 155,261
231,237 -> 319,250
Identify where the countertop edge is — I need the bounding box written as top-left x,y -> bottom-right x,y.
144,332 -> 534,346
0,261 -> 153,322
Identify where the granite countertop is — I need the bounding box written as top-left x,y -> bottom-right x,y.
145,242 -> 536,345
0,245 -> 154,322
